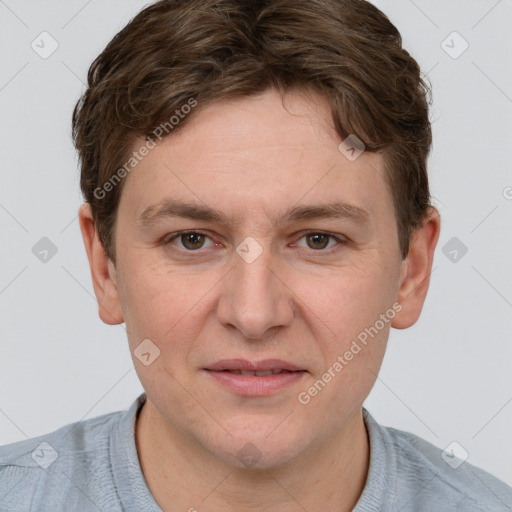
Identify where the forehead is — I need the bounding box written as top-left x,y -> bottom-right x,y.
118,88 -> 393,229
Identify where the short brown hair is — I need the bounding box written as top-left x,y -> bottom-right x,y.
72,0 -> 433,264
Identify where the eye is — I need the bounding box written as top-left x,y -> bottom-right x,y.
294,231 -> 346,252
164,231 -> 216,251
162,230 -> 347,254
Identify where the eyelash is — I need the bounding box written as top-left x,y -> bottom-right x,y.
162,230 -> 347,255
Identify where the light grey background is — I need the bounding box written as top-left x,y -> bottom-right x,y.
0,0 -> 511,488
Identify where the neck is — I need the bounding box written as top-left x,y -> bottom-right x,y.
135,399 -> 370,512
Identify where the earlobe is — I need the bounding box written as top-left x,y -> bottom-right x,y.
391,207 -> 441,330
78,203 -> 124,325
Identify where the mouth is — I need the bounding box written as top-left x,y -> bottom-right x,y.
203,359 -> 307,396
213,369 -> 299,376
204,358 -> 305,373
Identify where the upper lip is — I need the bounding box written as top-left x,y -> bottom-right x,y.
205,359 -> 304,372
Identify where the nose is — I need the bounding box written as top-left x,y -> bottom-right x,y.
216,244 -> 295,340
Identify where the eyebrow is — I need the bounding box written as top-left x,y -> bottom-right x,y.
138,198 -> 370,228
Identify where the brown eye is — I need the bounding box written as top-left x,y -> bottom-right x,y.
306,233 -> 331,250
180,232 -> 207,250
163,230 -> 217,254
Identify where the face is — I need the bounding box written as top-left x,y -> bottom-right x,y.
88,88 -> 419,469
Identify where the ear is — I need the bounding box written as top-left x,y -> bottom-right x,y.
392,206 -> 441,329
78,203 -> 124,325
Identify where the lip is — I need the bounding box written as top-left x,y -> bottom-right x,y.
203,359 -> 307,396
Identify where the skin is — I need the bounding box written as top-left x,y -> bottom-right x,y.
79,87 -> 440,512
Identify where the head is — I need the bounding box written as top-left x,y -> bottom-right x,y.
76,0 -> 440,469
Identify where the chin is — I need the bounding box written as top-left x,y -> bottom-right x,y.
204,420 -> 308,471
220,443 -> 303,471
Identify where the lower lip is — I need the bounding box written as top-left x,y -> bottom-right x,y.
204,370 -> 306,396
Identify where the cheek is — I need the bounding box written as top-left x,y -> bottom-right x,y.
119,266 -> 208,398
296,274 -> 391,427
298,258 -> 396,338
118,261 -> 208,348
292,256 -> 396,399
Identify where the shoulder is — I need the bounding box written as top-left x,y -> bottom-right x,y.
0,409 -> 124,512
0,409 -> 119,464
381,418 -> 512,511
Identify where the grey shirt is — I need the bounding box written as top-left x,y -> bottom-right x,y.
1,392 -> 511,511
